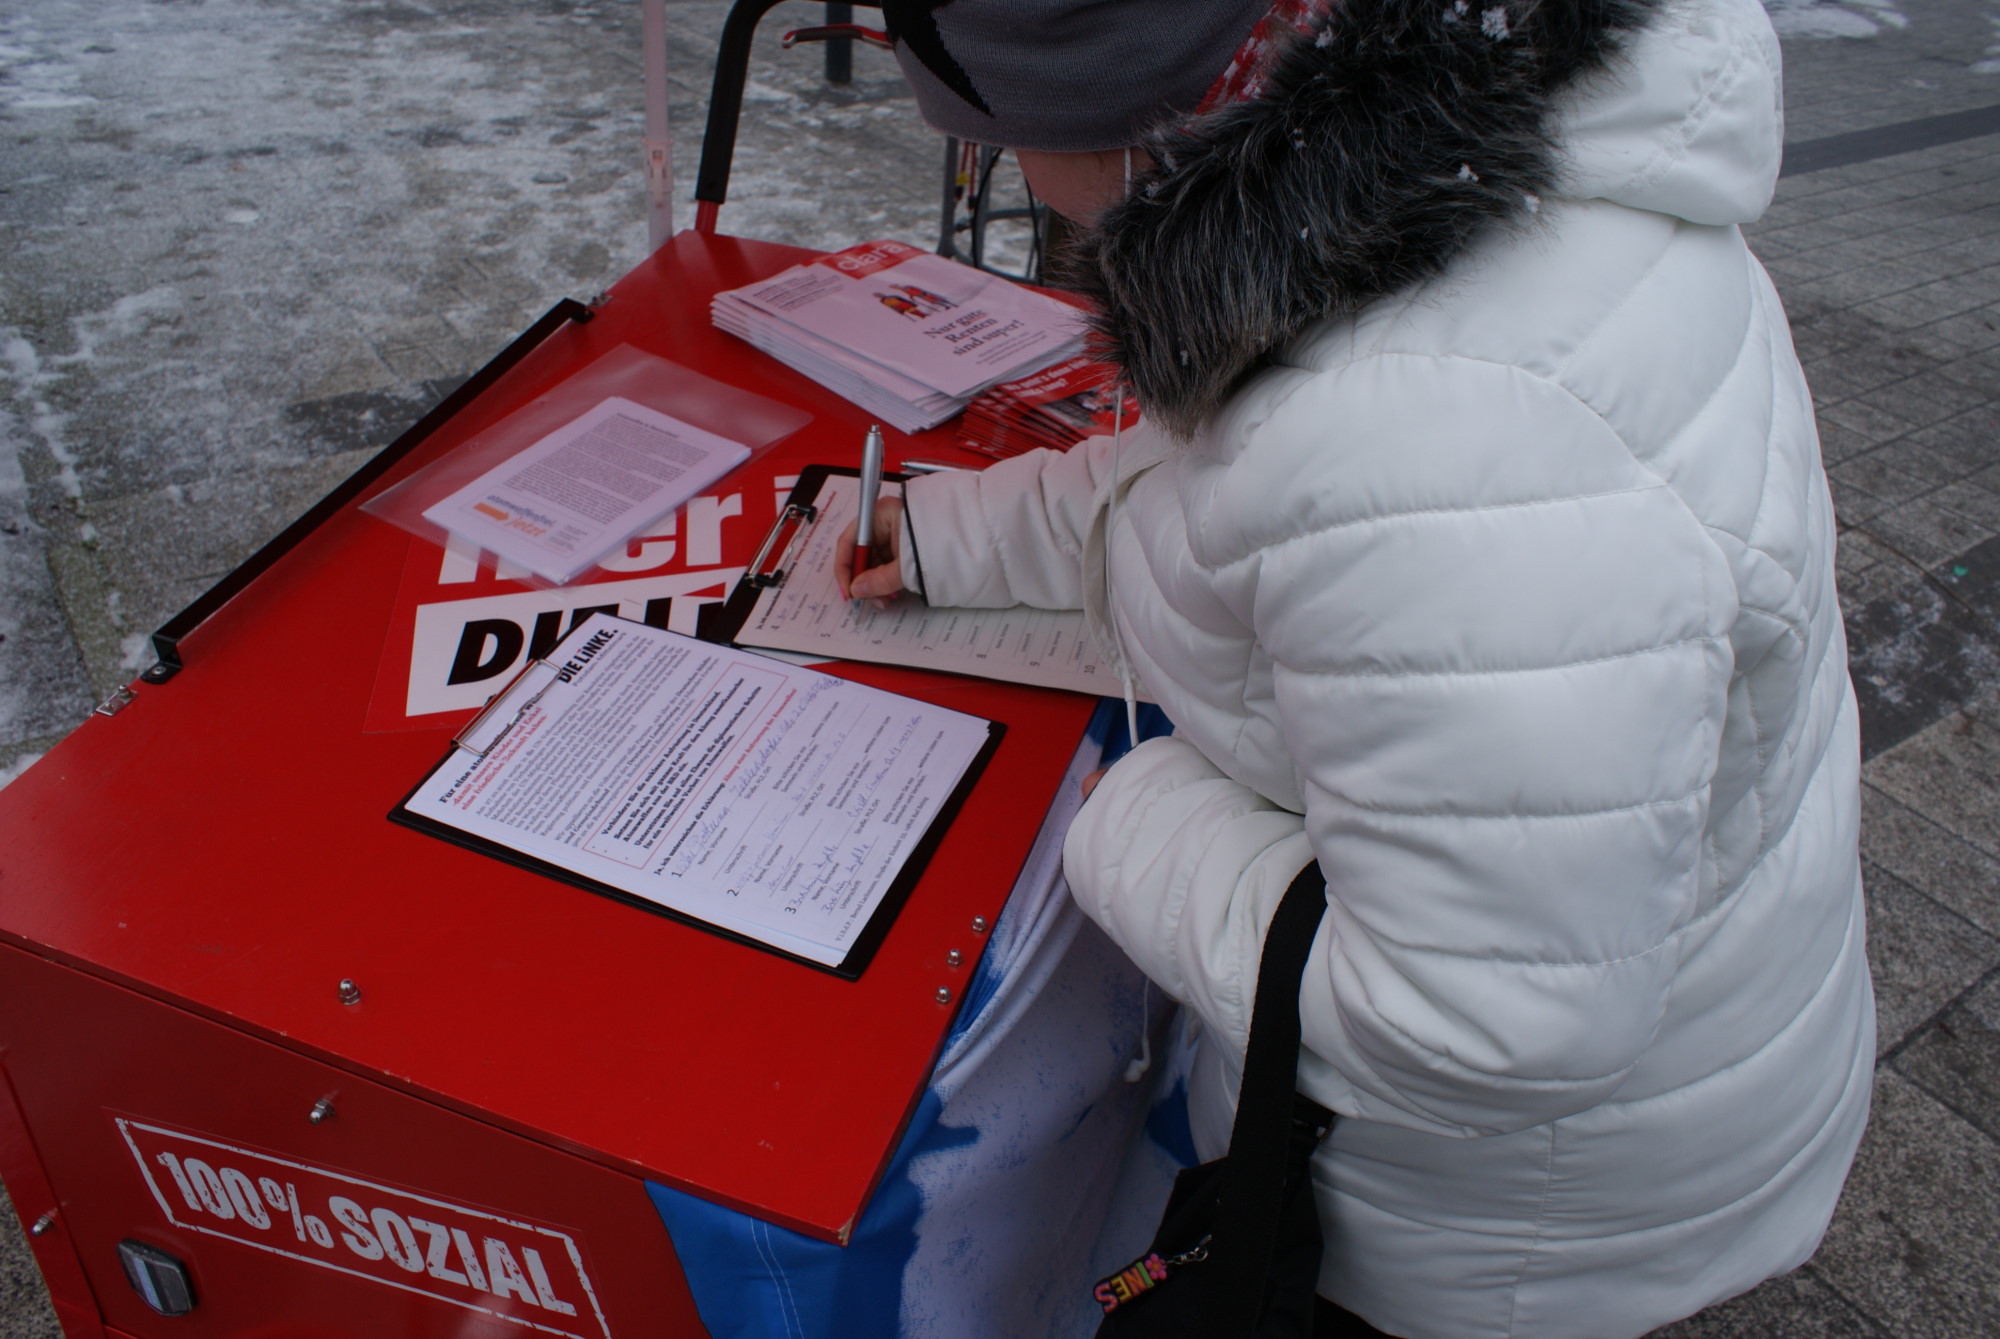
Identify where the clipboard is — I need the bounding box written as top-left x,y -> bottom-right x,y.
388,614 -> 1003,980
697,464 -> 881,646
700,465 -> 1128,698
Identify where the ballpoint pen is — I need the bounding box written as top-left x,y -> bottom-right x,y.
853,423 -> 885,591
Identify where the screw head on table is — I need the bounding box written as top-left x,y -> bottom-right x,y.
971,917 -> 987,934
936,987 -> 952,1004
309,1097 -> 337,1124
337,979 -> 361,1005
946,949 -> 962,967
28,1211 -> 54,1237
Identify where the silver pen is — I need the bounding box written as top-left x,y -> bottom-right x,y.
899,458 -> 975,475
852,424 -> 885,592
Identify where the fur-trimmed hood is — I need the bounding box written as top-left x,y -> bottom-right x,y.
1072,0 -> 1784,436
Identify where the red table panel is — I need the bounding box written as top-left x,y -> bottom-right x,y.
0,230 -> 1097,1247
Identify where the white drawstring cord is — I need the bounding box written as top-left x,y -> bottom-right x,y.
1123,979 -> 1153,1083
1111,145 -> 1141,750
1111,140 -> 1150,1085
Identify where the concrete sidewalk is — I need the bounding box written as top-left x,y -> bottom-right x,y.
3,0 -> 2000,1335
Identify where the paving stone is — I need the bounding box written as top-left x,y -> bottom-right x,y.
0,435 -> 95,749
1861,865 -> 1998,1057
1867,694 -> 2000,860
1832,453 -> 1934,508
1816,419 -> 1879,466
1837,544 -> 1926,620
1816,228 -> 1955,268
1796,255 -> 1966,308
1805,359 -> 1879,405
0,1182 -> 58,1339
1644,1270 -> 1882,1338
1764,249 -> 1850,285
1900,405 -> 2000,474
1837,529 -> 1895,577
1930,532 -> 2000,633
1845,571 -> 2000,759
1810,1070 -> 2000,1339
1862,784 -> 2000,936
1892,972 -> 2000,1143
1857,281 -> 2000,332
1908,309 -> 2000,356
1865,497 -> 1994,569
1929,481 -> 2000,530
1819,396 -> 1919,443
1832,478 -> 1898,526
1788,318 -> 1865,364
1927,359 -> 2000,414
1856,374 -> 1994,434
1857,439 -> 1967,491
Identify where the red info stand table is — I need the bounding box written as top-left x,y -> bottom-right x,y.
0,231 -> 1097,1339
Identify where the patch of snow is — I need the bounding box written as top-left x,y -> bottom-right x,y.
65,287 -> 185,369
0,335 -> 81,499
0,753 -> 45,791
1762,0 -> 1908,38
119,632 -> 152,672
1971,13 -> 2000,72
223,208 -> 262,225
0,287 -> 186,504
0,15 -> 97,111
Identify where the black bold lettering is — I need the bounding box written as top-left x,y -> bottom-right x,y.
447,619 -> 524,685
565,605 -> 618,636
527,610 -> 565,661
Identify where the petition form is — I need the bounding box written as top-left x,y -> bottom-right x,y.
421,397 -> 751,586
398,614 -> 996,970
736,474 -> 1133,698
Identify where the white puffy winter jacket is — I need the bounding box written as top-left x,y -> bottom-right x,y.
896,0 -> 1871,1334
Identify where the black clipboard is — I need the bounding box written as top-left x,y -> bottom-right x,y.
389,614 -> 1001,980
696,464 -> 896,648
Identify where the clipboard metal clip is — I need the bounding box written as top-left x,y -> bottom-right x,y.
746,502 -> 817,589
453,660 -> 559,758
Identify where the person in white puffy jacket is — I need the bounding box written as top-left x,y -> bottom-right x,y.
850,0 -> 1874,1333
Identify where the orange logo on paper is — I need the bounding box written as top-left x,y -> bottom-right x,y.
472,503 -> 510,521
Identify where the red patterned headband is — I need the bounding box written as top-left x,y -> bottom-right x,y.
1197,0 -> 1336,114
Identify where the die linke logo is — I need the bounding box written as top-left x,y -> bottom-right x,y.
814,238 -> 921,279
116,1119 -> 612,1339
370,481 -> 804,730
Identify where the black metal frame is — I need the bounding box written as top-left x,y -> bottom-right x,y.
694,0 -> 884,225
141,299 -> 594,683
935,139 -> 1056,283
693,0 -> 1057,283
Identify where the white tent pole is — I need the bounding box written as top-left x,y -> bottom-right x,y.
642,0 -> 675,252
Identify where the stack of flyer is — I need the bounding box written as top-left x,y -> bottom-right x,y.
712,240 -> 1086,434
957,355 -> 1140,459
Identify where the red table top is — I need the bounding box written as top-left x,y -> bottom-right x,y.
0,231 -> 1097,1243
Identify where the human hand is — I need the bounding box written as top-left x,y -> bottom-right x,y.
1081,767 -> 1109,799
835,496 -> 907,600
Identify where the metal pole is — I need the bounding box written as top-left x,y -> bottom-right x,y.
642,0 -> 675,251
937,136 -> 961,256
825,2 -> 853,83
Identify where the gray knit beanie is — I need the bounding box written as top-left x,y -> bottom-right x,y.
885,0 -> 1271,152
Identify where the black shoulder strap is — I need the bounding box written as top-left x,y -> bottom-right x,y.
1203,861 -> 1332,1328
